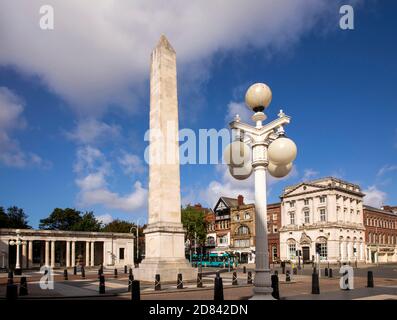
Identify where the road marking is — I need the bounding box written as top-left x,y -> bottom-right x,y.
354,294 -> 397,300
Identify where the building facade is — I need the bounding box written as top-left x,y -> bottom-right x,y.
279,177 -> 366,264
364,205 -> 397,263
230,195 -> 256,264
0,228 -> 134,270
267,203 -> 281,264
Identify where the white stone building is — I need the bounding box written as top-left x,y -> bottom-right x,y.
279,177 -> 366,264
0,228 -> 134,270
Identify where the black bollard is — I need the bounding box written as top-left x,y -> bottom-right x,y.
286,270 -> 291,282
325,268 -> 328,277
99,275 -> 105,294
124,265 -> 127,274
7,271 -> 13,285
131,280 -> 140,301
73,266 -> 77,275
311,271 -> 320,294
367,271 -> 374,288
114,268 -> 118,278
247,271 -> 253,284
128,273 -> 134,292
6,283 -> 18,300
177,273 -> 183,289
271,274 -> 280,300
214,276 -> 224,301
64,269 -> 68,280
19,277 -> 28,296
243,266 -> 246,274
216,270 -> 220,278
81,267 -> 85,279
274,270 -> 278,276
232,271 -> 238,285
197,273 -> 203,288
129,268 -> 133,276
329,268 -> 333,278
155,274 -> 161,291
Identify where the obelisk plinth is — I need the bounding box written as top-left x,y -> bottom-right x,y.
134,35 -> 196,282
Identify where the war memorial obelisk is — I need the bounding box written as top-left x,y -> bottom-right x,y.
135,36 -> 196,282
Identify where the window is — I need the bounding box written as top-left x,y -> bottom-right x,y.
234,215 -> 240,221
119,248 -> 125,260
219,236 -> 228,244
290,201 -> 295,208
207,236 -> 215,246
237,226 -> 250,235
288,243 -> 296,259
272,246 -> 278,260
272,214 -> 278,221
290,212 -> 295,225
272,225 -> 278,233
234,239 -> 250,248
316,238 -> 327,259
244,212 -> 250,220
304,199 -> 309,206
320,209 -> 326,222
304,210 -> 310,224
320,196 -> 326,203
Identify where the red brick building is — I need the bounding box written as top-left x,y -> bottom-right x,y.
363,205 -> 397,263
267,202 -> 281,264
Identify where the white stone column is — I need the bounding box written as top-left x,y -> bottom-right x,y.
85,241 -> 90,267
28,240 -> 33,268
71,241 -> 76,267
66,241 -> 70,267
50,240 -> 55,268
90,241 -> 95,267
15,241 -> 21,269
45,241 -> 50,267
22,241 -> 27,269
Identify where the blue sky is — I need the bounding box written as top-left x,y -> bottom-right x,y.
0,1 -> 396,228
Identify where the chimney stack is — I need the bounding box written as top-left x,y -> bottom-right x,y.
237,195 -> 244,206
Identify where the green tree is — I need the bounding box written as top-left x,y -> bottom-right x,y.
6,206 -> 31,229
0,206 -> 8,228
102,219 -> 138,234
71,211 -> 102,232
39,208 -> 82,230
181,205 -> 207,245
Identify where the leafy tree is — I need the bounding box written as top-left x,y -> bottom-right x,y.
6,206 -> 31,229
0,206 -> 8,228
181,205 -> 207,245
101,219 -> 142,234
71,211 -> 101,232
39,208 -> 82,230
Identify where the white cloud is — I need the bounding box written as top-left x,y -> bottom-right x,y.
65,119 -> 121,145
96,214 -> 113,225
302,168 -> 319,181
0,1 -> 344,115
74,145 -> 147,213
118,152 -> 145,176
226,101 -> 253,124
363,186 -> 387,208
377,165 -> 397,177
0,87 -> 48,168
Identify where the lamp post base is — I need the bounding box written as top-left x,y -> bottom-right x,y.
250,287 -> 274,300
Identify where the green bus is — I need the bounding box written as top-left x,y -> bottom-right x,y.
192,253 -> 238,268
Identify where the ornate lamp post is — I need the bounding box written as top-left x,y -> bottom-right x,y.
9,229 -> 26,275
224,83 -> 297,299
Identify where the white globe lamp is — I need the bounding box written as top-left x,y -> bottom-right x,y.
223,140 -> 252,167
267,162 -> 293,178
267,137 -> 297,165
245,83 -> 272,112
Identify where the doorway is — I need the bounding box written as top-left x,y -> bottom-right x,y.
302,246 -> 310,262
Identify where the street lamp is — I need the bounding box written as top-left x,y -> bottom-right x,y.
9,229 -> 26,275
224,83 -> 297,300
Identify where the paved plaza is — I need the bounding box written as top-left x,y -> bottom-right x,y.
1,264 -> 397,300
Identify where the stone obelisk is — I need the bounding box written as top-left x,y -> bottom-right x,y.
135,35 -> 196,282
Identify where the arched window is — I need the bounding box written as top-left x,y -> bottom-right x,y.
316,237 -> 328,260
287,239 -> 296,259
236,225 -> 250,235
